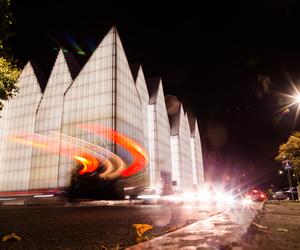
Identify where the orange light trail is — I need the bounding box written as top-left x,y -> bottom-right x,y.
8,132 -> 126,179
80,124 -> 148,177
73,155 -> 99,175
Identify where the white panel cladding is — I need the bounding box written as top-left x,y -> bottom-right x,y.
190,138 -> 198,185
179,111 -> 193,191
135,67 -> 151,184
29,50 -> 74,189
148,104 -> 157,187
115,34 -> 146,185
150,81 -> 172,189
170,135 -> 181,191
195,120 -> 204,186
0,26 -> 205,193
59,28 -> 115,187
0,63 -> 42,191
0,102 -> 7,186
170,106 -> 194,192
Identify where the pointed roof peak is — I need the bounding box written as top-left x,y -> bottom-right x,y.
110,24 -> 118,33
53,48 -> 81,80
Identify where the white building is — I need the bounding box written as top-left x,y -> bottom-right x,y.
0,26 -> 204,195
0,62 -> 43,191
168,103 -> 194,192
188,116 -> 205,188
146,77 -> 173,191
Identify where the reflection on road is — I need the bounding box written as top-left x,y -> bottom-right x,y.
128,202 -> 263,250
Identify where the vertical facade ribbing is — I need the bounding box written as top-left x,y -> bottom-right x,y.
0,63 -> 42,191
0,27 -> 204,193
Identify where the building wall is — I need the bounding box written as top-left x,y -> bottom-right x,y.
179,112 -> 193,191
115,35 -> 146,187
170,135 -> 181,191
29,50 -> 74,189
0,26 -> 204,193
59,28 -> 115,187
135,67 -> 151,186
149,82 -> 172,189
170,106 -> 193,192
0,63 -> 42,191
190,137 -> 198,186
0,102 -> 6,153
194,121 -> 205,185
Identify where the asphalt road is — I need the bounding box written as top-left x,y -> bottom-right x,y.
0,203 -> 219,250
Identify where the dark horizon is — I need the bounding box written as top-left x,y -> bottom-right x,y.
12,0 -> 300,190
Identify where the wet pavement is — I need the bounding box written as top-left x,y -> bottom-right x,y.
128,202 -> 263,250
0,202 -> 224,250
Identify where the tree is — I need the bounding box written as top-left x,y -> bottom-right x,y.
275,132 -> 300,178
0,0 -> 20,109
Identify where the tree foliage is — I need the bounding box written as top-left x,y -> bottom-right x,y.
0,0 -> 15,57
275,132 -> 300,175
0,0 -> 20,109
0,57 -> 19,109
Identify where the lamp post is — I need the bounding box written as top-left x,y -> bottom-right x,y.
283,160 -> 294,200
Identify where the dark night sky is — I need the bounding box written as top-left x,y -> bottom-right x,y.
12,0 -> 300,189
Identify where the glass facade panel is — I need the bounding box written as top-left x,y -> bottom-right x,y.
170,136 -> 181,191
0,63 -> 42,191
29,50 -> 74,189
149,82 -> 172,189
194,121 -> 204,186
179,112 -> 193,191
170,106 -> 193,192
115,35 -> 146,187
59,28 -> 115,188
0,26 -> 204,193
135,67 -> 151,186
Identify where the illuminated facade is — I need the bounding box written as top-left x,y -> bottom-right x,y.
169,104 -> 194,191
0,63 -> 43,191
188,116 -> 205,187
147,78 -> 173,190
59,27 -> 145,188
0,27 -> 204,193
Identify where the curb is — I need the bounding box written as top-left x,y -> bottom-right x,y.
126,210 -> 223,249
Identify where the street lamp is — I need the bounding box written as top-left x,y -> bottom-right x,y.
295,94 -> 300,104
279,170 -> 283,175
283,160 -> 294,200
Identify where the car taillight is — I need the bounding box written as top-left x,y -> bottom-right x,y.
260,194 -> 265,198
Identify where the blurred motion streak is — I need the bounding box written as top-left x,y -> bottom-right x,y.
7,132 -> 125,179
7,124 -> 148,180
81,124 -> 149,177
73,155 -> 99,175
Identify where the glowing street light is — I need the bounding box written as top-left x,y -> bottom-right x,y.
275,80 -> 300,128
279,170 -> 283,175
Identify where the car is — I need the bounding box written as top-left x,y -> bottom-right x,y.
244,188 -> 266,202
273,187 -> 298,200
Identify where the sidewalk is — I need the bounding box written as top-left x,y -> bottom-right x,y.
127,202 -> 263,249
242,201 -> 300,250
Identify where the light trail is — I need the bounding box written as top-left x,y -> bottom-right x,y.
80,124 -> 149,177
